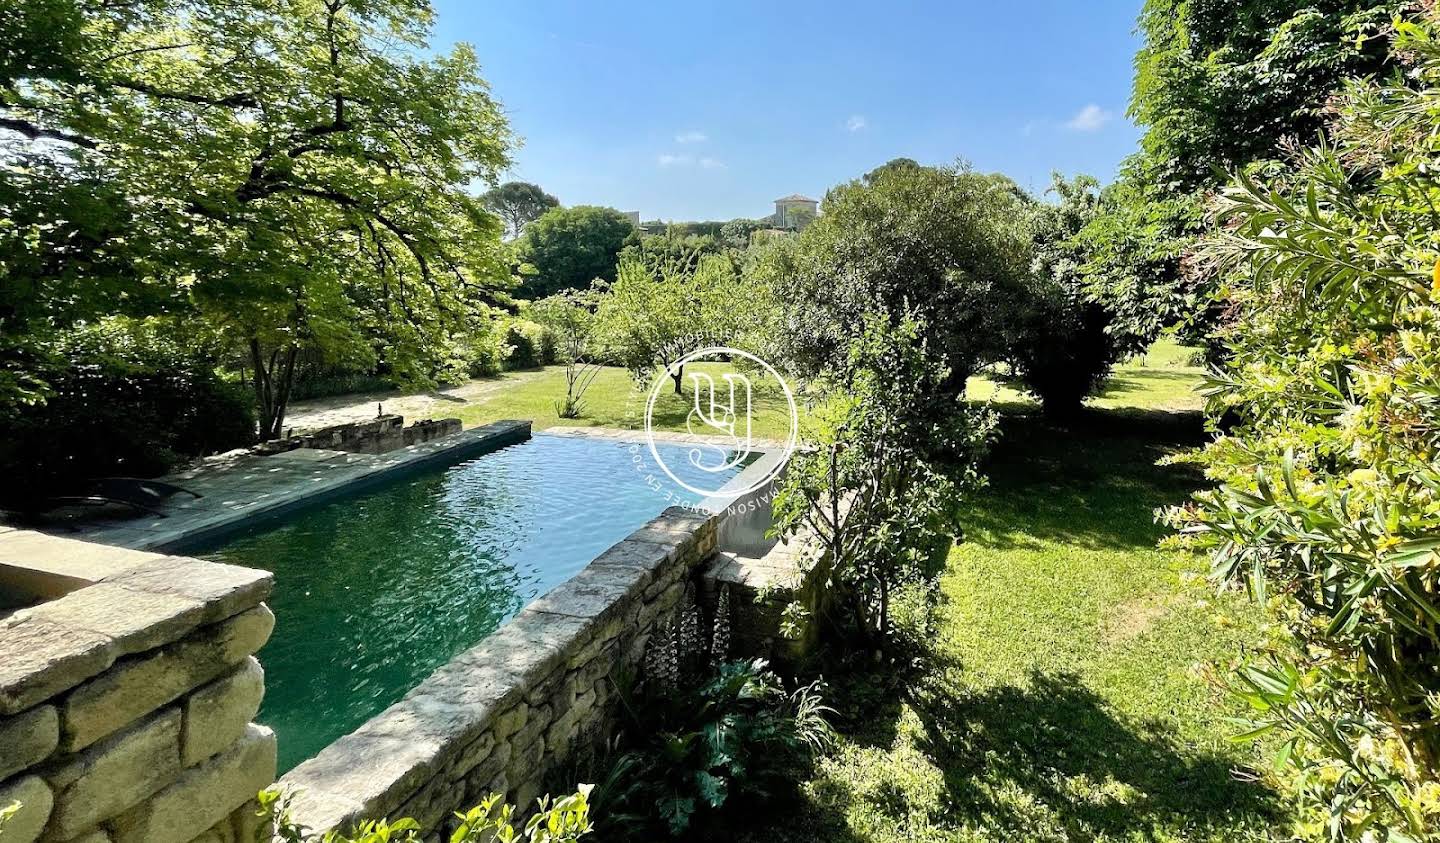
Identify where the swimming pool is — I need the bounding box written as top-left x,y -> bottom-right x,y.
189,433 -> 745,772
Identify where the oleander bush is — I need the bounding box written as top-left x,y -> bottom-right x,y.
1164,14 -> 1440,840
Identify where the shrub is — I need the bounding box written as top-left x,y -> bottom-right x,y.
259,787 -> 593,843
1165,15 -> 1440,840
594,656 -> 832,838
503,320 -> 553,370
773,313 -> 994,654
0,321 -> 255,503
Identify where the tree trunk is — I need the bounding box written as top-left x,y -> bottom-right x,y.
250,339 -> 300,440
671,363 -> 684,396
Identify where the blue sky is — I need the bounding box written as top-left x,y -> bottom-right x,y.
432,1 -> 1145,221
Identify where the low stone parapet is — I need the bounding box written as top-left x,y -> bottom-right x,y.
278,506 -> 720,838
0,534 -> 277,843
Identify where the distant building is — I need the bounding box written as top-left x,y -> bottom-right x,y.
621,210 -> 641,227
771,194 -> 819,230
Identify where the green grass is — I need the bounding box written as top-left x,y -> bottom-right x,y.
450,361 -> 802,440
724,343 -> 1284,842
455,342 -> 1280,840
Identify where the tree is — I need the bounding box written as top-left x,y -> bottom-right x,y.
1009,173 -> 1125,415
1077,0 -> 1403,353
773,313 -> 994,654
517,206 -> 635,298
757,161 -> 1038,396
0,0 -> 513,438
482,181 -> 559,239
528,290 -> 602,418
592,249 -> 770,395
719,218 -> 765,250
1166,15 -> 1440,837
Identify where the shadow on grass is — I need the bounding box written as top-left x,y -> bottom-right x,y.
904,665 -> 1281,840
960,406 -> 1208,552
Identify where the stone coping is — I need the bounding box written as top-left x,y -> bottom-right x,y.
5,420 -> 531,553
0,548 -> 273,716
277,505 -> 719,833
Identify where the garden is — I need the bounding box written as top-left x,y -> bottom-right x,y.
3,1 -> 1440,841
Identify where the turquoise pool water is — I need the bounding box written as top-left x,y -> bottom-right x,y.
191,433 -> 742,772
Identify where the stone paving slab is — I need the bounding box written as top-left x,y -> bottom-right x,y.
3,421 -> 531,553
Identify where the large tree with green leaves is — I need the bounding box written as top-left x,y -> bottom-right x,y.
482,181 -> 559,240
0,0 -> 513,437
755,162 -> 1037,396
516,205 -> 634,299
1079,0 -> 1403,352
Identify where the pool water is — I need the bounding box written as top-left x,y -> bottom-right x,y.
191,433 -> 743,772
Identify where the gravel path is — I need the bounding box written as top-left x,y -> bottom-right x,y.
283,370 -> 548,433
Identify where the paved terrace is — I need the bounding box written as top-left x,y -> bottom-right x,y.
1,420 -> 531,553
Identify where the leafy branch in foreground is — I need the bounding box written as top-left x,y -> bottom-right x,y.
1165,12 -> 1440,840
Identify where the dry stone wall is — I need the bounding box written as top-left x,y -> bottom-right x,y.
0,544 -> 278,843
279,506 -> 720,840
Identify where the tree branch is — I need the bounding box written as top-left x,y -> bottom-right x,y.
0,116 -> 97,148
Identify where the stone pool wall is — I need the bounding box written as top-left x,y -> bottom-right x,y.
278,506 -> 720,839
0,534 -> 277,843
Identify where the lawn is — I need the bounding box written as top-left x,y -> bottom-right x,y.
448,361 -> 803,441
723,340 -> 1285,842
389,341 -> 1280,840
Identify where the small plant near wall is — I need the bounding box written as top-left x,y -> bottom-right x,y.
586,588 -> 834,838
256,787 -> 593,843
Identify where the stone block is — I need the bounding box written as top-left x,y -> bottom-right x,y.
0,775 -> 52,843
110,724 -> 276,843
26,583 -> 205,658
0,532 -> 160,585
280,732 -> 440,832
45,708 -> 182,839
490,703 -> 528,742
524,575 -> 633,626
183,657 -> 264,765
61,606 -> 273,752
102,557 -> 273,627
0,612 -> 115,716
0,703 -> 58,781
458,613 -> 587,686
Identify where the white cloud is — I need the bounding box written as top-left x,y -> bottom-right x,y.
658,153 -> 693,167
699,157 -> 725,169
845,114 -> 868,132
675,130 -> 708,144
1064,104 -> 1112,132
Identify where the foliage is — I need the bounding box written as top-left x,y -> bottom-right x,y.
1076,0 -> 1402,355
773,314 -> 995,653
0,0 -> 514,438
592,249 -> 776,395
758,161 -> 1038,395
259,787 -> 593,843
517,206 -> 636,298
1165,16 -> 1440,840
528,291 -> 602,418
1010,173 -> 1125,414
597,651 -> 833,839
719,218 -> 766,250
483,181 -> 560,239
0,319 -> 254,502
1132,0 -> 1401,191
1073,177 -> 1209,355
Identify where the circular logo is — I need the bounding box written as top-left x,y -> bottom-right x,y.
643,347 -> 798,499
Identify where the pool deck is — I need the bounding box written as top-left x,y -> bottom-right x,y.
0,420 -> 531,553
